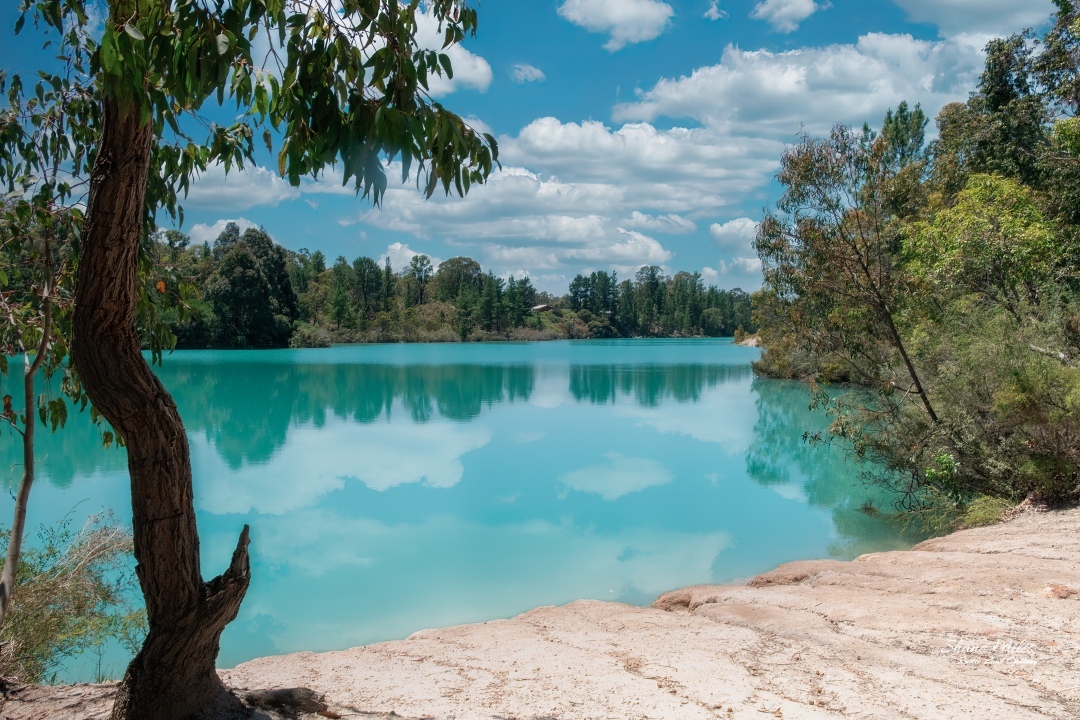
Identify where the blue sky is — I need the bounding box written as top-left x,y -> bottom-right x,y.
1,1 -> 1058,292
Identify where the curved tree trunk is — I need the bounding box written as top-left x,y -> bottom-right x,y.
72,97 -> 251,720
0,267 -> 52,628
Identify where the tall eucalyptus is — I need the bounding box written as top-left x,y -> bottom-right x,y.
10,1 -> 497,718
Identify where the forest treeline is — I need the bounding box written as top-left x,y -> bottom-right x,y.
751,3 -> 1080,518
148,224 -> 755,348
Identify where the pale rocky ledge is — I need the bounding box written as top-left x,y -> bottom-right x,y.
3,507 -> 1078,719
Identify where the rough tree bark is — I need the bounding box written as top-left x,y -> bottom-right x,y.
72,95 -> 251,720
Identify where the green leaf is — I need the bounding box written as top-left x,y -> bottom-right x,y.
215,34 -> 230,56
100,34 -> 118,74
124,24 -> 146,42
438,53 -> 453,80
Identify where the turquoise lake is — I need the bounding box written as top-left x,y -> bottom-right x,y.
0,339 -> 911,677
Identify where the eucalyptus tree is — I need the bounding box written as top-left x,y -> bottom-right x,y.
432,254 -> 481,300
10,1 -> 497,718
0,4 -> 101,637
754,121 -> 939,423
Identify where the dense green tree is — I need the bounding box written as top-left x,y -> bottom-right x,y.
161,229 -> 189,263
206,242 -> 292,347
382,257 -> 396,312
211,221 -> 241,262
504,275 -> 536,327
907,174 -> 1060,318
452,284 -> 478,341
169,225 -> 299,347
568,274 -> 589,311
243,228 -> 300,321
931,35 -> 1047,198
880,101 -> 927,169
404,254 -> 433,307
433,255 -> 483,301
479,271 -> 504,331
309,250 -> 328,276
352,255 -> 383,320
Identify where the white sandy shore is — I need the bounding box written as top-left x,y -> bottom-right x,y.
224,506 -> 1080,719
4,507 -> 1079,719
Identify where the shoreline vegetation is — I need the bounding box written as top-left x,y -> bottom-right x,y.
745,8 -> 1080,523
146,225 -> 757,350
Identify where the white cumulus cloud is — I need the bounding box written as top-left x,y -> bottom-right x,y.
704,1 -> 728,21
721,257 -> 764,275
891,0 -> 1054,38
512,64 -> 547,84
710,217 -> 758,251
486,245 -> 562,270
188,218 -> 259,246
625,211 -> 697,234
381,242 -> 440,272
565,229 -> 673,265
614,34 -> 983,136
185,163 -> 300,211
503,118 -> 778,211
751,0 -> 829,33
558,0 -> 675,51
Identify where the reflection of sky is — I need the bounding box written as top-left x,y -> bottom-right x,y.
0,339 -> 910,677
195,409 -> 492,514
223,510 -> 733,660
612,373 -> 757,453
560,453 -> 673,500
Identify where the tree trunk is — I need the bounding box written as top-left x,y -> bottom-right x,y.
72,97 -> 251,720
0,267 -> 52,628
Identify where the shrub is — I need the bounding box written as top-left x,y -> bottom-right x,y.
0,514 -> 145,683
288,322 -> 331,348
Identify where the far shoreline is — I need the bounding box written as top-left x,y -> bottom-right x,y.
162,334 -> 755,352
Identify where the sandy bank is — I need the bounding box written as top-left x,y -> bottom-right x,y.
226,507 -> 1080,719
4,508 -> 1079,719
734,335 -> 760,348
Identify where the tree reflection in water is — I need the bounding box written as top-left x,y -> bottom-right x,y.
745,378 -> 912,557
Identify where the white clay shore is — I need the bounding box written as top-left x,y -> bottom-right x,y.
4,507 -> 1079,719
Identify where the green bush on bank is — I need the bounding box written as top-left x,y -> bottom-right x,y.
288,322 -> 332,349
0,514 -> 145,683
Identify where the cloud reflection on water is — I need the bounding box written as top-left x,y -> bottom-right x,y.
0,341 -> 914,678
560,453 -> 673,500
218,509 -> 733,662
195,415 -> 493,514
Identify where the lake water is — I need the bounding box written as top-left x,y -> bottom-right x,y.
1,339 -> 911,678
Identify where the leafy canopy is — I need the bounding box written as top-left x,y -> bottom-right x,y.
906,174 -> 1060,311
15,0 -> 497,228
